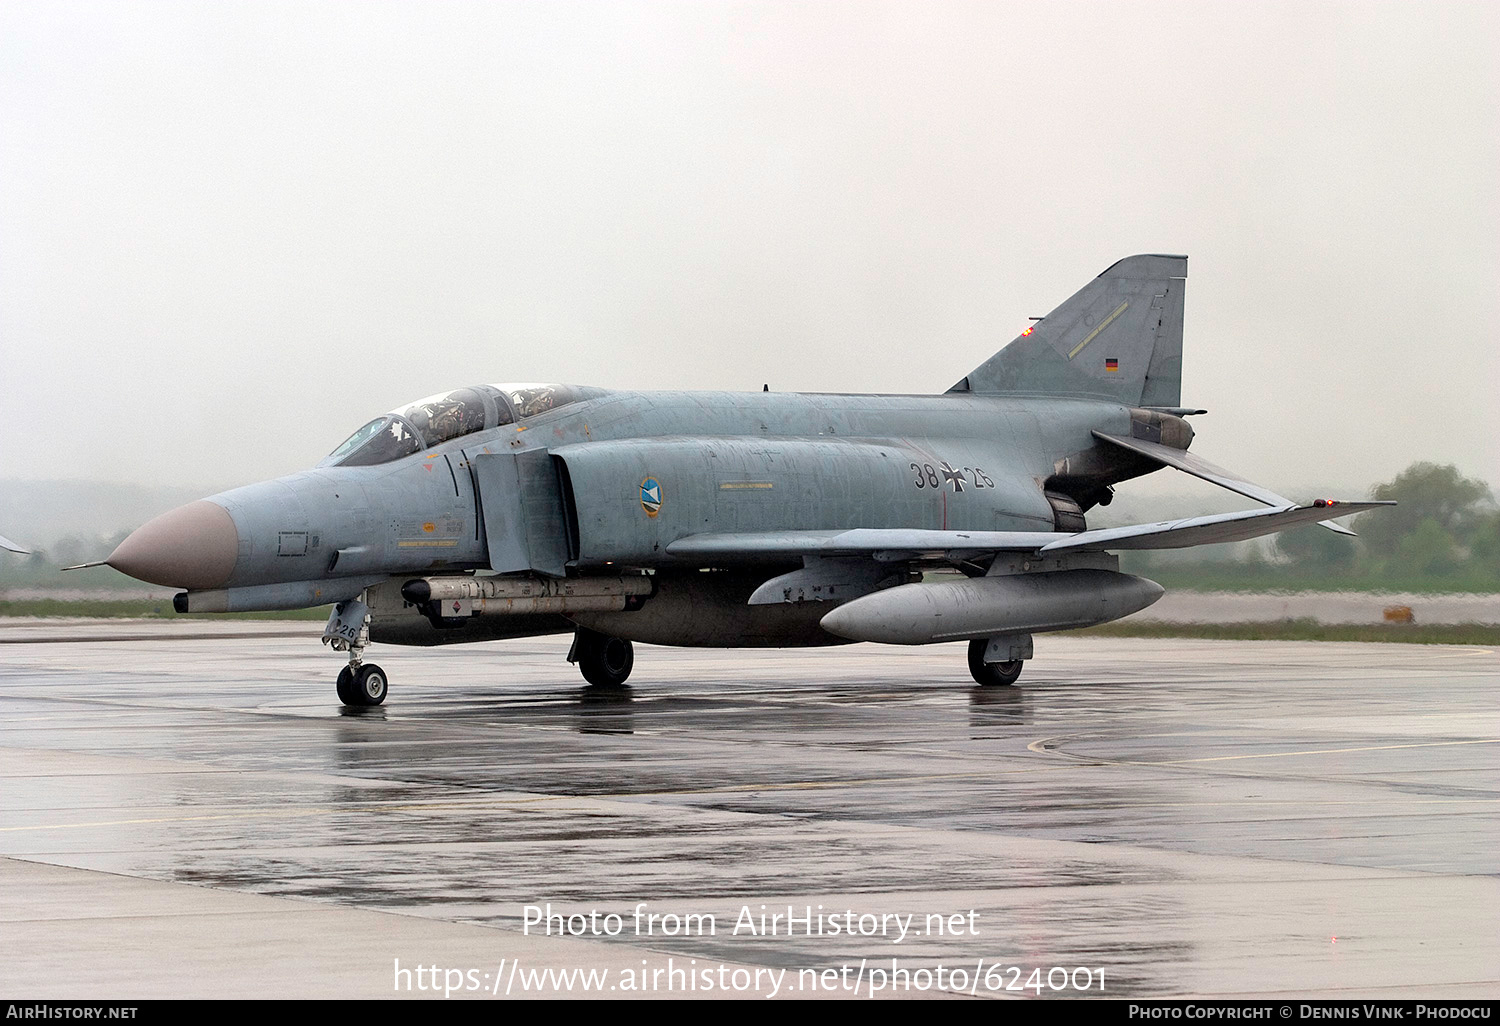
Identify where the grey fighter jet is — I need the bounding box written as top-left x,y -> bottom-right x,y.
97,255 -> 1391,705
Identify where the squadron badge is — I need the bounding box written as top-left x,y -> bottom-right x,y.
640,478 -> 663,518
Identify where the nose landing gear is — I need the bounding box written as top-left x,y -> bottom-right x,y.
325,598 -> 387,706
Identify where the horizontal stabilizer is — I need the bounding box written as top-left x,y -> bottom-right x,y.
1041,500 -> 1393,552
1093,432 -> 1358,536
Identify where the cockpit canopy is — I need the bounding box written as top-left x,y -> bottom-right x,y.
323,383 -> 607,468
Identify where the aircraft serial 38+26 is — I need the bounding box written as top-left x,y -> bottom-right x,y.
89,254 -> 1391,706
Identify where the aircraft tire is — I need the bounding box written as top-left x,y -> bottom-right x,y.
335,666 -> 356,705
576,630 -> 634,687
353,664 -> 388,705
967,640 -> 1023,686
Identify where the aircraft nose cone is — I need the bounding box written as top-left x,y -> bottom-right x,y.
107,500 -> 238,589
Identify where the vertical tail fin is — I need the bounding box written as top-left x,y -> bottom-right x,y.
950,254 -> 1187,407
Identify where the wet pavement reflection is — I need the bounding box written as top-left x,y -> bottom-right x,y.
1,625 -> 1496,996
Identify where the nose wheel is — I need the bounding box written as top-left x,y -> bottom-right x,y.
336,664 -> 388,706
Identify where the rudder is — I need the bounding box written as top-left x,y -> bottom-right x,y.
950,254 -> 1186,407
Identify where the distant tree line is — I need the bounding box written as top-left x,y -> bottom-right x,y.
1277,462 -> 1499,585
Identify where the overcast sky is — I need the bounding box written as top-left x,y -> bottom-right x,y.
3,1 -> 1496,499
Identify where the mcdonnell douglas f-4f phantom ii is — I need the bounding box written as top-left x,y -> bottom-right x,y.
92,254 -> 1391,705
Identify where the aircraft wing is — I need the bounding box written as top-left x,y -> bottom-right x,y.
0,533 -> 30,555
1092,432 -> 1360,536
667,528 -> 1064,561
666,500 -> 1390,562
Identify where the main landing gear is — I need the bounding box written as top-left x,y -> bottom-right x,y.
967,637 -> 1026,687
569,627 -> 634,687
325,599 -> 387,707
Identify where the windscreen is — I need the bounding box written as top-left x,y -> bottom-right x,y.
325,418 -> 389,464
332,417 -> 422,467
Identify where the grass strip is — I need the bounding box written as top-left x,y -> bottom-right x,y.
1072,618 -> 1500,646
0,599 -> 330,621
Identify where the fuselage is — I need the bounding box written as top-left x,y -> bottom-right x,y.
189,388 -> 1147,594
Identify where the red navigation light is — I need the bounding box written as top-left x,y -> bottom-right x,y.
1021,326 -> 1033,336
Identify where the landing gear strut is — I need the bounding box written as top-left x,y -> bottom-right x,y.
569,627 -> 634,687
968,637 -> 1026,687
325,598 -> 387,706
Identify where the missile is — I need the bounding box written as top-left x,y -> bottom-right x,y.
401,575 -> 652,604
396,574 -> 655,619
818,569 -> 1163,645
